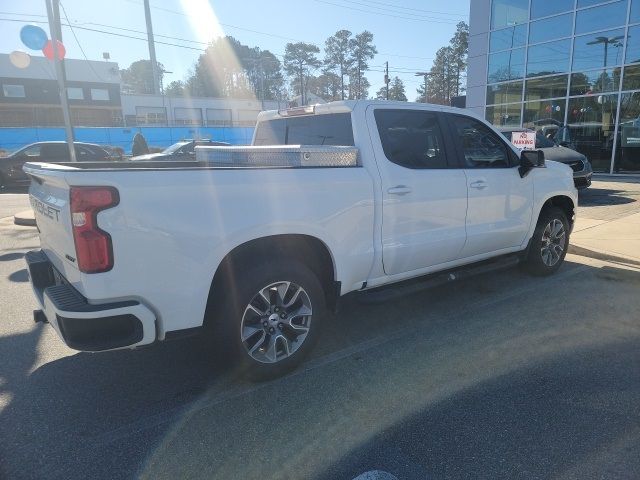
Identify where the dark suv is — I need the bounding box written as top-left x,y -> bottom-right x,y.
499,128 -> 593,189
131,139 -> 230,161
0,142 -> 111,188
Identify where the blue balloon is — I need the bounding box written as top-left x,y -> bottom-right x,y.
20,24 -> 48,51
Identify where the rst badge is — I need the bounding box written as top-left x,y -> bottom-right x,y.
30,196 -> 61,222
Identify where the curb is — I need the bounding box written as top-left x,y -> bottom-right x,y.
568,244 -> 640,267
13,210 -> 36,227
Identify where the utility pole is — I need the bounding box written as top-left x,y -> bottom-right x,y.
143,0 -> 160,95
45,0 -> 76,161
385,62 -> 390,100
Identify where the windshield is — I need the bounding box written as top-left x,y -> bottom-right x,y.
162,142 -> 189,154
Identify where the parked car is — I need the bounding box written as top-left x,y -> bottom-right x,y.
24,100 -> 577,379
500,128 -> 593,189
131,139 -> 230,161
0,141 -> 111,188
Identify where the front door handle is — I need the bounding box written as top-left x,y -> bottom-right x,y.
469,180 -> 488,190
388,185 -> 412,196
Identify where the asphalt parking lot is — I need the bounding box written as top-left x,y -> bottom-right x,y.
1,184 -> 639,480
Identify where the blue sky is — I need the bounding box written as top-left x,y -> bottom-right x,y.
0,0 -> 470,100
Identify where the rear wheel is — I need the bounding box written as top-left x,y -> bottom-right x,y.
212,260 -> 325,380
523,207 -> 570,276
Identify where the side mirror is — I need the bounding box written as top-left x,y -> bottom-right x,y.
519,149 -> 545,178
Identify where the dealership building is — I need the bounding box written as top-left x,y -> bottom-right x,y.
467,0 -> 640,173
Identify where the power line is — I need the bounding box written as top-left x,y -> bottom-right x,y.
311,0 -> 461,24
1,7 -> 443,63
349,0 -> 467,17
333,0 -> 464,22
59,2 -> 109,82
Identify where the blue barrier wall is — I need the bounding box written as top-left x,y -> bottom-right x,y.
0,126 -> 255,154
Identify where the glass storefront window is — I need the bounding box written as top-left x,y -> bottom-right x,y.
614,92 -> 640,171
567,94 -> 618,172
575,1 -> 628,35
531,0 -> 575,19
524,99 -> 567,127
486,103 -> 523,126
573,29 -> 625,72
491,0 -> 529,29
490,24 -> 527,52
570,68 -> 622,95
525,74 -> 568,101
623,64 -> 640,90
529,14 -> 574,44
488,48 -> 526,82
631,0 -> 640,24
577,0 -> 613,7
625,25 -> 640,64
526,39 -> 571,77
487,81 -> 524,104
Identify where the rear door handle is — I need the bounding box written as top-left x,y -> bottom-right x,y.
469,180 -> 488,190
387,185 -> 412,196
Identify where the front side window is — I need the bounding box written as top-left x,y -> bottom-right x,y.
452,116 -> 511,168
374,110 -> 448,169
19,145 -> 41,157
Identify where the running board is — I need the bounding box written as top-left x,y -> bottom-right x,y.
357,254 -> 522,304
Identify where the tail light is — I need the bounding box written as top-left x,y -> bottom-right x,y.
70,186 -> 119,273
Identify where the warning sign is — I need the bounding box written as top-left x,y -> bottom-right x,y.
511,131 -> 536,150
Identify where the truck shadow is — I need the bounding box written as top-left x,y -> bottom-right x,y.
1,260 -> 639,479
579,187 -> 638,206
316,337 -> 640,480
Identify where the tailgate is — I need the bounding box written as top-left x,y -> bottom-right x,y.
26,165 -> 78,276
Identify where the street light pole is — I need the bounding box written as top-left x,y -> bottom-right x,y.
45,0 -> 76,162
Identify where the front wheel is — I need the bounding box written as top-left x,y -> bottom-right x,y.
213,260 -> 326,380
523,207 -> 570,276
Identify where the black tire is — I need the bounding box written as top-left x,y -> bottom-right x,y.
210,259 -> 326,381
523,206 -> 570,276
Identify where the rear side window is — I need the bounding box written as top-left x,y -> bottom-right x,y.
451,116 -> 511,168
254,113 -> 354,146
374,109 -> 448,169
41,143 -> 69,160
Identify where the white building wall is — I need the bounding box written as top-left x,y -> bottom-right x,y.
467,0 -> 492,117
121,94 -> 286,126
0,54 -> 120,84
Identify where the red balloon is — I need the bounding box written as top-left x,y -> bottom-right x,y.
43,40 -> 66,60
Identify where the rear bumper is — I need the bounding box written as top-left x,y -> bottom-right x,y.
25,250 -> 156,352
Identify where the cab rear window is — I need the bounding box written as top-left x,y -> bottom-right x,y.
254,113 -> 355,146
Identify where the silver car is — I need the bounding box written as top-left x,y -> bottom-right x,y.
500,128 -> 593,189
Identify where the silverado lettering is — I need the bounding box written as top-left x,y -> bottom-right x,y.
30,196 -> 60,222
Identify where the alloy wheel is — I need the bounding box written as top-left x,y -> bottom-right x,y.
240,281 -> 313,364
540,218 -> 566,267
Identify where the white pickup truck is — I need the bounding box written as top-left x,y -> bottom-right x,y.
24,101 -> 577,379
